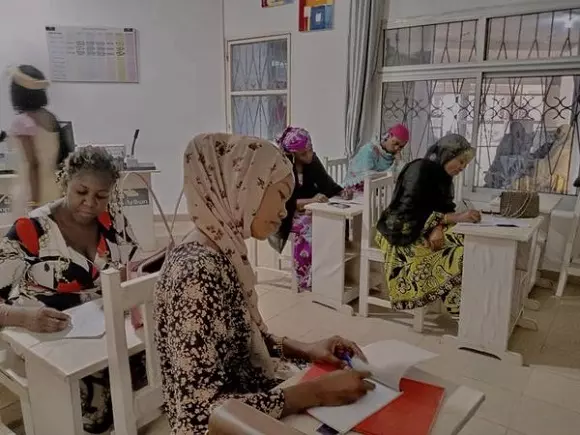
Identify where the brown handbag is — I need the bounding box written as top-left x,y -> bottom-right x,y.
499,190 -> 540,218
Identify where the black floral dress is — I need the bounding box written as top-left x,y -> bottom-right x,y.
154,241 -> 286,435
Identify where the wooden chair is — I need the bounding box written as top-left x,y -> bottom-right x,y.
556,193 -> 580,297
209,399 -> 305,435
101,269 -> 163,435
357,174 -> 428,332
0,223 -> 34,435
324,156 -> 348,185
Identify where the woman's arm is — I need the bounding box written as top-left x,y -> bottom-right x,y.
10,115 -> 40,205
19,136 -> 40,205
311,155 -> 343,198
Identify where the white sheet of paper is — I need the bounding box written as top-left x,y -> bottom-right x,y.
306,340 -> 437,433
307,381 -> 401,434
62,300 -> 106,339
460,215 -> 530,228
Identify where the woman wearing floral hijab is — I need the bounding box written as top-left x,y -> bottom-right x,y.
154,133 -> 373,434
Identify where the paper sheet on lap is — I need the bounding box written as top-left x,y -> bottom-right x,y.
305,340 -> 437,434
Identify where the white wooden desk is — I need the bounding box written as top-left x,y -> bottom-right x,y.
305,199 -> 364,314
280,367 -> 484,435
447,217 -> 543,365
489,195 -> 561,308
1,318 -> 143,435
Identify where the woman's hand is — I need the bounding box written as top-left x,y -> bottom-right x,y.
304,336 -> 367,367
3,306 -> 71,333
425,226 -> 444,251
340,189 -> 354,200
283,370 -> 375,415
457,209 -> 481,224
313,193 -> 329,203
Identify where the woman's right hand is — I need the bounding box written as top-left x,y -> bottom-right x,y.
310,370 -> 375,406
283,369 -> 374,415
457,209 -> 481,223
10,306 -> 70,333
313,193 -> 329,203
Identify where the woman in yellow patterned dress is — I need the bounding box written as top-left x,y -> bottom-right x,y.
375,134 -> 480,315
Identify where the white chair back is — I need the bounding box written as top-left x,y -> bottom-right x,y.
324,156 -> 348,184
101,269 -> 162,435
361,174 -> 394,251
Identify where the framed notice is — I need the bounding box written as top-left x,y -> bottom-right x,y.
45,26 -> 139,83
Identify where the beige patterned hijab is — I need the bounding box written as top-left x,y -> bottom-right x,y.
183,133 -> 293,376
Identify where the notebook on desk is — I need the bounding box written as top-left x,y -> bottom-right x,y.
301,340 -> 441,434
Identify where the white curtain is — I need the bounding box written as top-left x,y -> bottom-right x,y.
344,0 -> 385,157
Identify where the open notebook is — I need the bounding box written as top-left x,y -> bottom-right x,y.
302,340 -> 437,434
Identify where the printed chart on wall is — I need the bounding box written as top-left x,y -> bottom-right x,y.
45,26 -> 139,83
262,0 -> 295,7
299,0 -> 334,32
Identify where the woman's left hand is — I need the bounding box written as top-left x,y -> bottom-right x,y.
304,335 -> 367,367
341,189 -> 354,200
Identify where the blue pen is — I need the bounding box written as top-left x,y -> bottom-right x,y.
341,353 -> 353,368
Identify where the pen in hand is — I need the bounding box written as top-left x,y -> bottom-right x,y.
340,353 -> 354,369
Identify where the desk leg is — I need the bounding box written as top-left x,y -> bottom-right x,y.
524,230 -> 542,311
311,212 -> 351,314
444,235 -> 523,365
26,357 -> 83,435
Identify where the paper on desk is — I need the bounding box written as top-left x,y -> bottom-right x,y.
306,340 -> 437,434
352,340 -> 437,391
62,300 -> 106,339
461,215 -> 530,228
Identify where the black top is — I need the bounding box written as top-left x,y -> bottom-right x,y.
269,154 -> 343,252
376,158 -> 456,246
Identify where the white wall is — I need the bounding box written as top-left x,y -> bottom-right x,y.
0,0 -> 226,212
223,0 -> 351,159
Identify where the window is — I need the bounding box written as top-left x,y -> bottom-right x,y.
226,36 -> 290,141
380,5 -> 580,196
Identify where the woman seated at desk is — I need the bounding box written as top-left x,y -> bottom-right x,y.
0,146 -> 143,434
342,123 -> 409,195
375,134 -> 480,315
269,126 -> 349,292
154,133 -> 373,434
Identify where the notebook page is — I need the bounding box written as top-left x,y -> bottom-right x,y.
353,340 -> 437,391
307,381 -> 401,434
63,299 -> 106,339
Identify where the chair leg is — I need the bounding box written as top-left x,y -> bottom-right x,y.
21,397 -> 35,435
556,267 -> 568,298
413,307 -> 426,333
358,256 -> 371,317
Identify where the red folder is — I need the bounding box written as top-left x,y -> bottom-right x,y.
301,364 -> 445,435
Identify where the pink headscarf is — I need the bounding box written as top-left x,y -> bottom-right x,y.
276,126 -> 312,153
384,123 -> 410,142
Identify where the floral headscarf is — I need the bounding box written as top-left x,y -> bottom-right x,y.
276,126 -> 312,153
183,133 -> 293,375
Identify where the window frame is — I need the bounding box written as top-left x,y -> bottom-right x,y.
225,34 -> 291,140
378,0 -> 580,202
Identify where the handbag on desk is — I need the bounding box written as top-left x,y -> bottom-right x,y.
499,190 -> 540,218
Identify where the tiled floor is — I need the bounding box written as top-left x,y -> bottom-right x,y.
4,251 -> 580,434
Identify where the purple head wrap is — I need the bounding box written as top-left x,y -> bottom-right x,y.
276,126 -> 312,153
